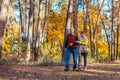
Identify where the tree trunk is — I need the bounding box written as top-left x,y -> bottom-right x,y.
32,0 -> 35,49
116,0 -> 120,60
101,17 -> 111,57
73,0 -> 78,34
45,0 -> 50,43
18,0 -> 23,42
26,0 -> 34,61
0,0 -> 9,58
43,0 -> 48,28
111,0 -> 114,61
84,0 -> 89,32
34,0 -> 42,61
88,14 -> 94,58
113,32 -> 116,59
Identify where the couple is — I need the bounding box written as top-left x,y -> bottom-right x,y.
64,27 -> 88,71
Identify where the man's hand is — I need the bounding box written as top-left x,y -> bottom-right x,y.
69,43 -> 73,46
75,41 -> 80,43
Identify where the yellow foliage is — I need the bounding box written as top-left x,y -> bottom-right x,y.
2,24 -> 20,54
53,55 -> 61,62
2,50 -> 6,54
3,36 -> 10,42
34,18 -> 38,23
46,12 -> 65,44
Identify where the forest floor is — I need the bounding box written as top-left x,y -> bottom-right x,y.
0,61 -> 120,80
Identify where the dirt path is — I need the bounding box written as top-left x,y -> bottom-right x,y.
0,61 -> 120,80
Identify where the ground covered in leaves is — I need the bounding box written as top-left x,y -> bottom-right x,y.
0,61 -> 120,80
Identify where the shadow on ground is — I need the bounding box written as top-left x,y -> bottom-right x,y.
0,61 -> 119,80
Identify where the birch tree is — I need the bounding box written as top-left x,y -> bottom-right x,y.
26,0 -> 34,61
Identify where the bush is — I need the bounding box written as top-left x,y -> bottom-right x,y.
39,43 -> 62,63
96,52 -> 111,63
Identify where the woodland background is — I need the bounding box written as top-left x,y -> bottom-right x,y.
0,0 -> 120,63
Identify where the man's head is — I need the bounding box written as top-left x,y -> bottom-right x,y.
81,31 -> 86,37
70,27 -> 74,34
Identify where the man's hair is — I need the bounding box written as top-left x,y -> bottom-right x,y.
70,27 -> 74,30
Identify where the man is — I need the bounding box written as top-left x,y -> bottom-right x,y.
64,27 -> 79,71
75,31 -> 88,71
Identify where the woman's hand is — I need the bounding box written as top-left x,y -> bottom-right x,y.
75,41 -> 80,43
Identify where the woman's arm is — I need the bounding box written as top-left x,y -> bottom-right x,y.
75,39 -> 88,45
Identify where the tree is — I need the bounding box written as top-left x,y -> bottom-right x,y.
116,0 -> 120,60
73,0 -> 78,34
18,0 -> 24,41
111,0 -> 114,61
0,0 -> 9,58
26,0 -> 34,61
33,0 -> 42,61
84,0 -> 89,32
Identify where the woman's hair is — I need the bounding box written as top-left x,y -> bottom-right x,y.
70,27 -> 74,30
81,31 -> 86,34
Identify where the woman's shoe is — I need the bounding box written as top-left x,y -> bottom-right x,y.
83,67 -> 87,71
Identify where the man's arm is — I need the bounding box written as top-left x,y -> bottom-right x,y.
65,35 -> 68,48
73,35 -> 80,45
76,35 -> 79,41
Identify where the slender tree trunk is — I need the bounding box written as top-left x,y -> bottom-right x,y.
84,0 -> 89,32
101,17 -> 111,57
18,0 -> 23,42
34,0 -> 42,61
42,0 -> 48,55
111,0 -> 114,61
113,32 -> 116,58
88,14 -> 93,58
62,0 -> 73,62
73,0 -> 78,34
26,0 -> 34,61
43,0 -> 48,28
116,0 -> 120,60
32,0 -> 35,49
46,0 -> 50,43
0,0 -> 9,58
42,0 -> 47,42
83,0 -> 86,31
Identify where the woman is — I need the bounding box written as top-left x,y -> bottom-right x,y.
75,31 -> 88,71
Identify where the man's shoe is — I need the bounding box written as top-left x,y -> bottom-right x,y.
78,68 -> 82,71
64,68 -> 69,71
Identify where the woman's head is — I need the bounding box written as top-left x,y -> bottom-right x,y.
81,31 -> 86,36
